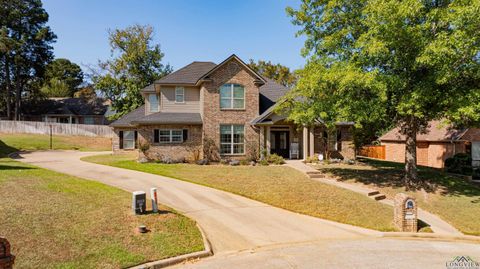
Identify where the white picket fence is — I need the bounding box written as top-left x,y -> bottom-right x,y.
0,120 -> 114,138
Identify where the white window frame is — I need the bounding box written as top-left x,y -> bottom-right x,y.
149,93 -> 159,113
123,130 -> 135,149
220,124 -> 245,155
220,84 -> 245,109
175,87 -> 185,103
157,129 -> 183,144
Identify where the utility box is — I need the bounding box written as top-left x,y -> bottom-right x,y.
0,237 -> 15,269
150,188 -> 158,213
132,191 -> 146,215
394,193 -> 417,232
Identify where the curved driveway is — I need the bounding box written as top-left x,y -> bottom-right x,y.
17,151 -> 480,268
17,150 -> 379,253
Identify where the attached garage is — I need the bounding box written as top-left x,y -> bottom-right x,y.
380,120 -> 480,169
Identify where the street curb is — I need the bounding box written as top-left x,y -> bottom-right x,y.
129,223 -> 213,269
382,232 -> 480,244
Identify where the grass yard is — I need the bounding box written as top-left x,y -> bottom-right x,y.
0,133 -> 111,157
312,158 -> 480,236
0,157 -> 204,269
83,154 -> 396,232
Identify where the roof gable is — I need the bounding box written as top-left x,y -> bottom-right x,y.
199,54 -> 266,86
154,61 -> 216,86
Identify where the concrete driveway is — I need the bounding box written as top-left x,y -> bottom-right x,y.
17,151 -> 480,268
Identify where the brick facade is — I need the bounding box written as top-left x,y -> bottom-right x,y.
383,141 -> 467,168
138,124 -> 203,161
201,59 -> 260,160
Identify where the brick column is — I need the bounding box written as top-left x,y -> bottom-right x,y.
309,127 -> 315,157
303,126 -> 309,160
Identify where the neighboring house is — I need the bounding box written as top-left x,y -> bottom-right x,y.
111,54 -> 355,161
380,120 -> 480,168
23,98 -> 109,125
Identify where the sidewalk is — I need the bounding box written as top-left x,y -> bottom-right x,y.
285,160 -> 463,236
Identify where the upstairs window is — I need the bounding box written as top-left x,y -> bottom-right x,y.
149,94 -> 159,113
175,87 -> 185,103
220,84 -> 244,109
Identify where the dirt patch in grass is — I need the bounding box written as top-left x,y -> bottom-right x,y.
0,133 -> 111,156
83,154 -> 396,232
0,158 -> 204,268
312,158 -> 480,235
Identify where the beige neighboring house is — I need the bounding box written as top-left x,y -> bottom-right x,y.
380,120 -> 480,168
110,54 -> 355,161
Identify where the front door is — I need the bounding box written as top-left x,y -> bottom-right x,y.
270,131 -> 289,158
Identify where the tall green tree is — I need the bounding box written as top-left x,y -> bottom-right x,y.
284,0 -> 480,186
248,59 -> 297,87
0,0 -> 56,119
93,24 -> 172,118
43,58 -> 83,97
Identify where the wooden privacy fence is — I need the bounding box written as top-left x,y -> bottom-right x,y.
0,120 -> 114,138
358,145 -> 386,160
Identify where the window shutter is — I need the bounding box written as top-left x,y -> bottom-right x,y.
154,129 -> 159,143
337,130 -> 342,151
183,129 -> 188,142
134,131 -> 138,149
119,131 -> 124,149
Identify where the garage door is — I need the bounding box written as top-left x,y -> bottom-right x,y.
472,141 -> 480,167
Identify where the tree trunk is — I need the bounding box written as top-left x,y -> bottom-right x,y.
14,67 -> 21,121
404,120 -> 418,188
5,56 -> 11,119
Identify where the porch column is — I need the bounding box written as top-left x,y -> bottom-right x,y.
303,126 -> 309,160
266,126 -> 271,154
309,127 -> 315,157
259,126 -> 265,155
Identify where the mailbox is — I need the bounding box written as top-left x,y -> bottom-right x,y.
150,188 -> 158,213
132,191 -> 146,215
0,237 -> 14,269
394,193 -> 417,232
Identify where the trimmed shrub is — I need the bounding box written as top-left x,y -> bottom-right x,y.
445,153 -> 473,175
267,154 -> 285,165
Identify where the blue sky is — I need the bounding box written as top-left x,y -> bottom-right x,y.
42,0 -> 306,74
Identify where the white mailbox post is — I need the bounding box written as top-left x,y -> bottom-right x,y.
150,188 -> 158,213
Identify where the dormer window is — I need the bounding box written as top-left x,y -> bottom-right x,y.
175,87 -> 185,103
220,84 -> 244,109
149,93 -> 159,113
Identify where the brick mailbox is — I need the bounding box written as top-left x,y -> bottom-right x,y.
0,237 -> 14,269
394,193 -> 418,232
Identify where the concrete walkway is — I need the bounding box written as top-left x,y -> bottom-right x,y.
17,151 -> 380,254
285,160 -> 462,236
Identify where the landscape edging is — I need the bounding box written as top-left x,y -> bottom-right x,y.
129,223 -> 213,269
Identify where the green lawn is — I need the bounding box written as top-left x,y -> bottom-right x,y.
0,157 -> 204,269
312,158 -> 480,236
83,154 -> 396,232
0,133 -> 111,157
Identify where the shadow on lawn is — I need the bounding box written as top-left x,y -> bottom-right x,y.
318,158 -> 480,199
0,139 -> 19,157
0,165 -> 34,171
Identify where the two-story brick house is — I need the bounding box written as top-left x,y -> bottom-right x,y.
110,54 -> 355,161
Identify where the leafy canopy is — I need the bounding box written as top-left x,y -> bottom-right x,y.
283,0 -> 480,132
248,59 -> 297,87
93,24 -> 172,118
43,58 -> 84,97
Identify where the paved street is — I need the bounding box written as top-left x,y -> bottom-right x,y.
17,151 -> 480,268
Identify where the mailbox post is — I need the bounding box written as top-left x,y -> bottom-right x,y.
0,237 -> 14,269
132,191 -> 146,215
150,188 -> 158,213
394,193 -> 417,232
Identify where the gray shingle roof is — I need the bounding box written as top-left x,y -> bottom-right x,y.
110,105 -> 146,127
259,78 -> 289,113
155,62 -> 217,85
132,112 -> 203,125
45,98 -> 108,116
